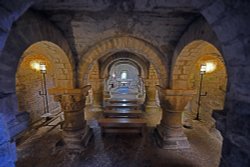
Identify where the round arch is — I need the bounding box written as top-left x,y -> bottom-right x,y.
15,41 -> 74,121
99,51 -> 149,79
0,11 -> 76,93
171,39 -> 228,142
17,41 -> 74,88
78,36 -> 168,88
107,60 -> 142,76
171,40 -> 227,89
103,59 -> 147,79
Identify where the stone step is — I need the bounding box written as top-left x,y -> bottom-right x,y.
103,110 -> 143,118
108,98 -> 138,104
105,103 -> 141,109
98,118 -> 147,136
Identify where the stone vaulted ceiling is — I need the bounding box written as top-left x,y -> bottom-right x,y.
31,0 -> 200,62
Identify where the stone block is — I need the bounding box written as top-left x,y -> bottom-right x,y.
173,69 -> 182,75
179,75 -> 188,80
0,114 -> 10,145
0,94 -> 18,125
172,80 -> 188,89
154,126 -> 190,149
0,142 -> 16,167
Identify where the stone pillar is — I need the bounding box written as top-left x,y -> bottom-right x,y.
155,86 -> 196,149
49,85 -> 93,153
145,79 -> 158,112
0,113 -> 16,167
90,79 -> 103,112
103,77 -> 111,99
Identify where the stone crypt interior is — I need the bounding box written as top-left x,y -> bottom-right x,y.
0,1 -> 249,167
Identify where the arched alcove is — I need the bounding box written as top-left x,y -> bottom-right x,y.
171,40 -> 227,166
78,36 -> 168,88
16,41 -> 74,122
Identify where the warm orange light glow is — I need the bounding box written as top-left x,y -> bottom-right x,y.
30,60 -> 41,71
205,61 -> 217,73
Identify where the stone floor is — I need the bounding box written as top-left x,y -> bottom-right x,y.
16,120 -> 222,167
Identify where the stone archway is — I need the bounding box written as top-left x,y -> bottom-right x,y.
78,36 -> 168,88
101,56 -> 149,79
171,40 -> 227,121
78,37 -> 165,127
171,40 -> 226,89
16,41 -> 74,122
0,11 -> 75,166
170,40 -> 227,162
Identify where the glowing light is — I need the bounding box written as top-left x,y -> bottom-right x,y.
121,71 -> 127,79
30,61 -> 41,71
112,73 -> 116,78
39,63 -> 47,74
200,64 -> 207,74
205,62 -> 216,73
40,63 -> 46,71
200,61 -> 217,74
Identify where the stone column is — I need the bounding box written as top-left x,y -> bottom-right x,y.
103,77 -> 111,99
49,85 -> 93,153
155,86 -> 196,149
90,79 -> 103,112
145,79 -> 158,112
0,113 -> 16,167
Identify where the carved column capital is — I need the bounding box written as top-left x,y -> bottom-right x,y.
156,86 -> 196,111
48,86 -> 93,152
154,86 -> 196,149
49,85 -> 91,111
49,86 -> 91,130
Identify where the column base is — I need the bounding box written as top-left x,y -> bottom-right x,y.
63,126 -> 93,153
145,105 -> 159,112
144,107 -> 162,127
91,105 -> 103,112
154,125 -> 190,149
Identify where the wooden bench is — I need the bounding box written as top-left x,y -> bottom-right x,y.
103,109 -> 143,118
98,118 -> 146,136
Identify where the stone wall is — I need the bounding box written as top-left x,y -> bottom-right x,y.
190,55 -> 227,112
16,54 -> 60,122
0,1 -> 250,167
187,54 -> 227,138
173,1 -> 250,165
0,9 -> 74,167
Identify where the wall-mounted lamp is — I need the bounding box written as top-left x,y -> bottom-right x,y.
39,63 -> 47,73
200,64 -> 207,74
30,61 -> 51,120
195,64 -> 208,120
38,63 -> 51,120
